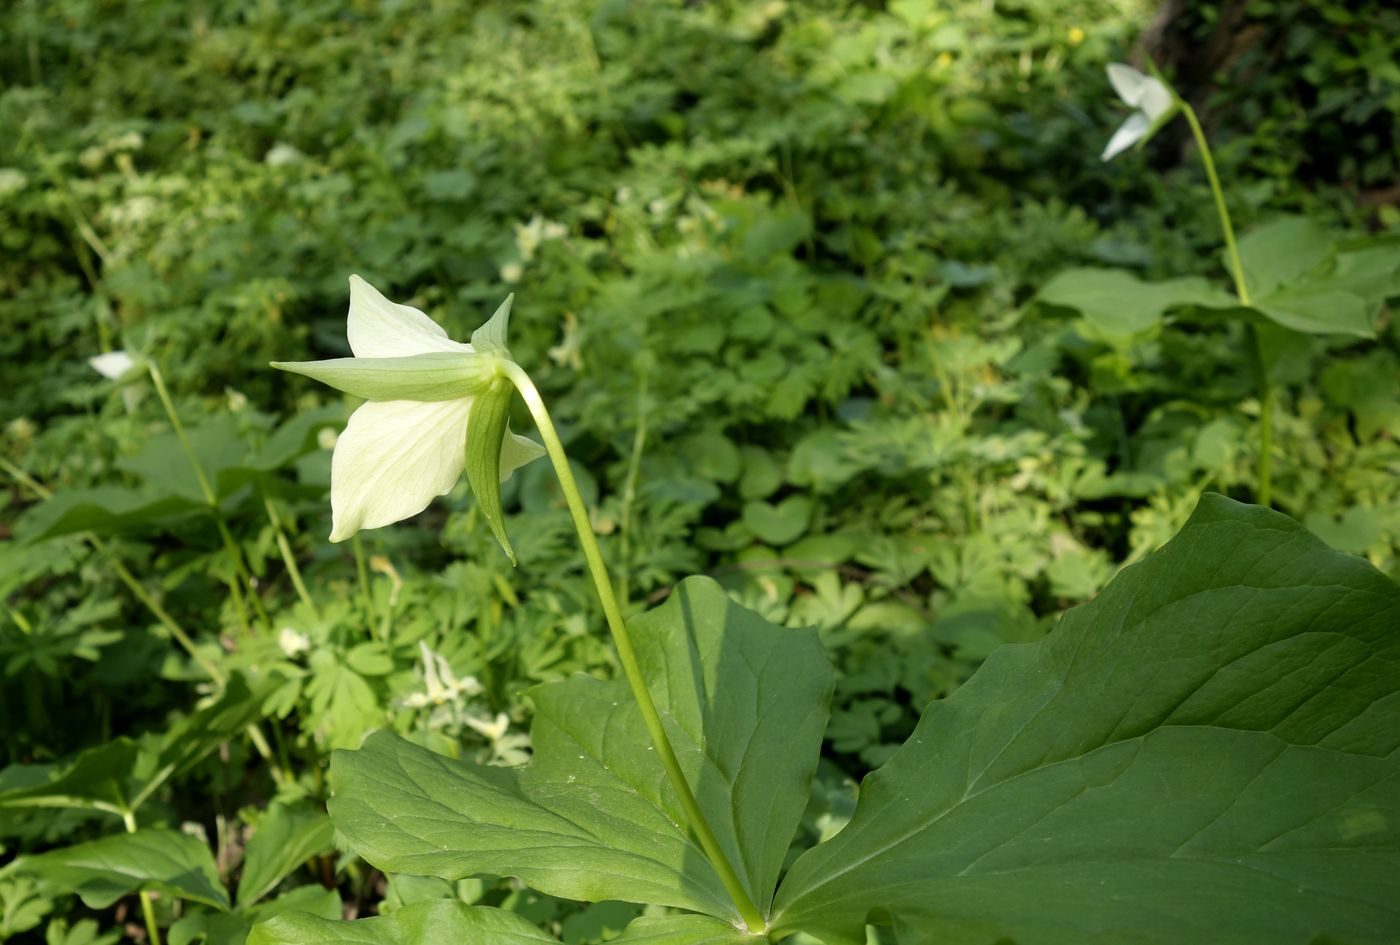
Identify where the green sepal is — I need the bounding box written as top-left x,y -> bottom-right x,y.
470,294 -> 514,355
270,352 -> 498,402
465,380 -> 518,564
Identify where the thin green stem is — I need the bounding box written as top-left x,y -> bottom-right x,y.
148,362 -> 271,629
1181,101 -> 1271,506
617,370 -> 649,609
264,496 -> 319,616
1181,104 -> 1249,306
121,809 -> 163,945
351,534 -> 376,619
502,362 -> 766,932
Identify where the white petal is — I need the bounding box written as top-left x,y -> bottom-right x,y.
346,275 -> 474,358
329,398 -> 473,541
1101,113 -> 1149,161
89,350 -> 136,380
1106,63 -> 1150,107
498,430 -> 546,483
1138,76 -> 1175,121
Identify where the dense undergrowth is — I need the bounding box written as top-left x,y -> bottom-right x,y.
2,0 -> 1398,942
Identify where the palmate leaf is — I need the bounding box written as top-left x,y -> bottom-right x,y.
771,495 -> 1400,945
329,577 -> 832,922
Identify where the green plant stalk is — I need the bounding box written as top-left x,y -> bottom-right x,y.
147,362 -> 272,630
264,496 -> 319,616
121,809 -> 163,945
351,534 -> 376,619
617,369 -> 649,608
501,361 -> 767,932
1180,101 -> 1272,506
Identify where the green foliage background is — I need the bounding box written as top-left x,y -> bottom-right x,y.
1,0 -> 1397,941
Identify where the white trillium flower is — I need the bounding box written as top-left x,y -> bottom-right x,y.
272,276 -> 545,542
1101,63 -> 1177,161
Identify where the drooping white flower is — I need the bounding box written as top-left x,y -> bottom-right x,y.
1101,63 -> 1177,161
272,276 -> 544,542
88,350 -> 137,380
403,641 -> 482,708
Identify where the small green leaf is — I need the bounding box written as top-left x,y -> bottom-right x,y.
1038,268 -> 1235,335
235,802 -> 335,907
15,829 -> 229,910
772,495 -> 1400,945
248,900 -> 555,945
741,496 -> 813,546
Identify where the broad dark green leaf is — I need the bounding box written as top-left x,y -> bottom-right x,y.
772,495 -> 1400,945
235,801 -> 335,907
14,829 -> 228,910
18,487 -> 204,542
0,738 -> 137,816
329,577 -> 832,922
248,900 -> 554,945
1037,268 -> 1235,335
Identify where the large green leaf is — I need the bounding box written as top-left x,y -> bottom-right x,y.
1237,217 -> 1399,337
1037,268 -> 1235,335
13,829 -> 229,910
248,900 -> 555,945
329,577 -> 832,922
772,495 -> 1400,945
18,487 -> 205,542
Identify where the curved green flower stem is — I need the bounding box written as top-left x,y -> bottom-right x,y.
1180,101 -> 1273,506
501,361 -> 767,933
120,809 -> 163,945
147,363 -> 272,631
0,460 -> 289,788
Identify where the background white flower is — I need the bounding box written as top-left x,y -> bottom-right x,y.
88,350 -> 137,380
1102,63 -> 1176,161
